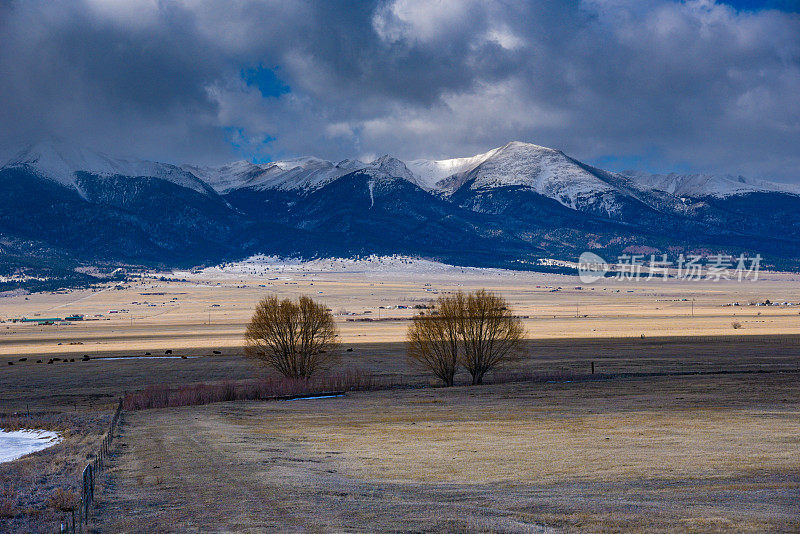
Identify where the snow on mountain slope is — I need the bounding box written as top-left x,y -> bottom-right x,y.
407,146 -> 502,190
365,155 -> 418,183
206,155 -> 419,195
181,160 -> 266,194
624,170 -> 800,198
8,139 -> 800,211
183,157 -> 367,194
255,158 -> 365,192
438,142 -> 620,212
6,140 -> 215,197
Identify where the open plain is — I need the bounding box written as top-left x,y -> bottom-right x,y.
3,259 -> 800,358
2,260 -> 800,532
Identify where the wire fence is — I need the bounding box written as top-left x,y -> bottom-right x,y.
59,398 -> 123,534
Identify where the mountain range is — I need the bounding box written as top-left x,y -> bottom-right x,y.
2,139 -> 799,289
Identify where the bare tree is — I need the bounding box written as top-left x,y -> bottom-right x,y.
245,295 -> 339,378
459,290 -> 524,385
407,290 -> 524,386
407,293 -> 464,386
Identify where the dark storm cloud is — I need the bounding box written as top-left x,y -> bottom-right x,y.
0,0 -> 798,181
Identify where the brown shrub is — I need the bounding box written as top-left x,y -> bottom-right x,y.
47,488 -> 76,512
122,370 -> 382,410
0,484 -> 16,518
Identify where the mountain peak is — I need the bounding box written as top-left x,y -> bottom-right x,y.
367,155 -> 417,183
8,140 -> 121,188
406,141 -> 566,192
499,140 -> 559,153
271,156 -> 329,171
336,158 -> 364,170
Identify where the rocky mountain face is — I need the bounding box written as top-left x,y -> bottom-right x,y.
2,139 -> 800,288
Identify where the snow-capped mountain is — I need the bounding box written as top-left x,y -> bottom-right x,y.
436,143 -> 613,193
7,140 -> 215,198
392,141 -> 623,214
183,157 -> 366,194
3,139 -> 800,288
406,146 -> 504,190
363,155 -> 418,183
8,139 -> 798,206
180,160 -> 267,194
622,170 -> 800,199
435,142 -> 626,217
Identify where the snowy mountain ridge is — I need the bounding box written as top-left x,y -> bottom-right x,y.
7,140 -> 215,198
4,140 -> 798,207
621,170 -> 800,198
4,139 -> 800,283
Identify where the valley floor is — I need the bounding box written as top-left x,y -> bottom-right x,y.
3,265 -> 800,532
4,265 -> 800,359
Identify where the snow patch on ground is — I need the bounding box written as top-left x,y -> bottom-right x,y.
169,254 -> 580,284
0,429 -> 62,464
174,254 -> 512,278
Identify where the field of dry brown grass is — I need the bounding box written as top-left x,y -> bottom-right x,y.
92,373 -> 799,533
2,267 -> 800,532
2,267 -> 800,358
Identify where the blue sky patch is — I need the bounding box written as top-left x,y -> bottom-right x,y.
719,0 -> 800,12
242,65 -> 290,98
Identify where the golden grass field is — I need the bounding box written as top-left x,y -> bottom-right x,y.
2,264 -> 800,532
2,265 -> 800,359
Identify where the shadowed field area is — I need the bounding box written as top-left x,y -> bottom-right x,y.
3,335 -> 800,412
92,372 -> 799,533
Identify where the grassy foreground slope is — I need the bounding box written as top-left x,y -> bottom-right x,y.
93,372 -> 799,532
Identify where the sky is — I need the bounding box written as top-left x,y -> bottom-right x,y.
0,0 -> 798,181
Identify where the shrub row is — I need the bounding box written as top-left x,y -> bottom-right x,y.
122,370 -> 382,410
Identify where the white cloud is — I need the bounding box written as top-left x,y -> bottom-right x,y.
372,0 -> 481,44
0,0 -> 798,181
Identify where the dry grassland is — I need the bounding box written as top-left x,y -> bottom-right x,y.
2,268 -> 800,358
3,266 -> 800,532
252,372 -> 800,484
93,373 -> 799,533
